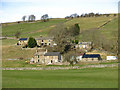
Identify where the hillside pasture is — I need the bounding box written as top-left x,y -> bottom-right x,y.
2,19 -> 66,37
64,16 -> 114,31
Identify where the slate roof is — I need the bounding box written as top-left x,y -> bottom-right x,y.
79,42 -> 91,45
44,52 -> 61,60
35,37 -> 53,40
82,54 -> 100,58
44,52 -> 60,56
19,38 -> 28,41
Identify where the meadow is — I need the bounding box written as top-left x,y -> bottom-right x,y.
2,67 -> 118,88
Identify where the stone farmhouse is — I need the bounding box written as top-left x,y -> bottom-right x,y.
35,37 -> 57,47
30,50 -> 62,65
72,42 -> 92,51
17,37 -> 57,47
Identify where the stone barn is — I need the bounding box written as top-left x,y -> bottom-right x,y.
82,54 -> 102,61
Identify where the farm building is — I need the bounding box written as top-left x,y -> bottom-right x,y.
17,37 -> 57,47
82,54 -> 102,61
106,56 -> 117,60
17,38 -> 28,45
72,42 -> 92,51
35,37 -> 57,47
30,50 -> 62,65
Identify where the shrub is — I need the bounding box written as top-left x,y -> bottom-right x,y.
75,40 -> 78,44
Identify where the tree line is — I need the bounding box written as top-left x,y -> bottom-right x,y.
22,14 -> 49,22
65,13 -> 117,19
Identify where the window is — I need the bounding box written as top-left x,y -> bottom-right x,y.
38,55 -> 40,58
48,39 -> 50,42
38,59 -> 39,62
51,60 -> 53,63
42,40 -> 43,42
49,43 -> 50,45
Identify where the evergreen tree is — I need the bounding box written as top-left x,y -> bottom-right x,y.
27,37 -> 37,48
74,23 -> 80,35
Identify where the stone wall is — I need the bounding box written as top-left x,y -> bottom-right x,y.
2,64 -> 118,70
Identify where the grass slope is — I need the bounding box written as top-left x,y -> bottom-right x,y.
2,45 -> 36,60
2,19 -> 66,37
99,17 -> 118,40
2,67 -> 118,88
65,16 -> 114,31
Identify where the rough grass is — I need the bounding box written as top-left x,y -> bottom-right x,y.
2,60 -> 37,67
99,17 -> 118,40
2,67 -> 118,88
2,45 -> 36,60
65,16 -> 114,31
2,39 -> 18,45
2,19 -> 66,37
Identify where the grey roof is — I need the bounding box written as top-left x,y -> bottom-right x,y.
44,52 -> 60,56
35,37 -> 53,40
19,38 -> 28,41
79,42 -> 92,45
44,52 -> 61,60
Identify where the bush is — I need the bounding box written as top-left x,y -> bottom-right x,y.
75,40 -> 78,44
27,37 -> 37,48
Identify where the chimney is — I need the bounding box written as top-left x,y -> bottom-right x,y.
36,49 -> 38,53
45,49 -> 48,53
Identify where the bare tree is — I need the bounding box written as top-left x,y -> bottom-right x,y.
64,51 -> 77,65
28,15 -> 36,22
41,14 -> 49,22
70,13 -> 79,18
22,16 -> 26,21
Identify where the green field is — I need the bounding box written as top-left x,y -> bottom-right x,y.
2,19 -> 66,37
65,16 -> 114,31
2,67 -> 118,88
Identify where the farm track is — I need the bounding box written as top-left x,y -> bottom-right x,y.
2,63 -> 118,70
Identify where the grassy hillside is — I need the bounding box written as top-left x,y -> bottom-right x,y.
2,19 -> 66,38
2,16 -> 118,67
2,67 -> 118,88
65,16 -> 114,31
99,17 -> 118,40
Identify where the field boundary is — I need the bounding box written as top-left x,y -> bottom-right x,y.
2,63 -> 118,70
